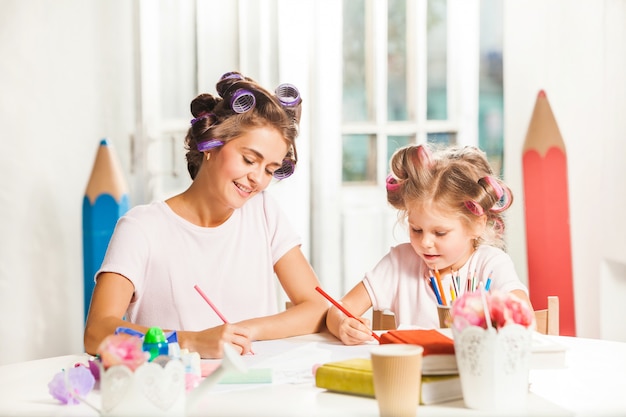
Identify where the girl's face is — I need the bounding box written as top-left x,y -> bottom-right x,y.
407,202 -> 481,276
208,125 -> 288,209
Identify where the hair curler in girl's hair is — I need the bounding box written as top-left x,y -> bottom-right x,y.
416,144 -> 434,168
275,84 -> 301,107
481,176 -> 512,213
386,174 -> 401,192
464,200 -> 484,216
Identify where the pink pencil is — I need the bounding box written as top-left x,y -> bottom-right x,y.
194,284 -> 255,354
194,284 -> 229,323
315,286 -> 381,342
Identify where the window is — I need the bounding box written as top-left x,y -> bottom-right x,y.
341,0 -> 459,185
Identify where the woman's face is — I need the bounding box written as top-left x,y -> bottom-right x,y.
407,202 -> 479,275
207,125 -> 288,209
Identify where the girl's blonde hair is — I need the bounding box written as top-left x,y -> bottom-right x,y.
386,144 -> 512,250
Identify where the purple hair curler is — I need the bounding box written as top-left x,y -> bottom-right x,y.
273,159 -> 295,180
197,139 -> 224,152
190,112 -> 215,126
275,83 -> 301,107
217,72 -> 245,97
220,72 -> 244,81
229,89 -> 256,113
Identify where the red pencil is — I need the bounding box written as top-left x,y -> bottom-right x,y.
315,286 -> 381,342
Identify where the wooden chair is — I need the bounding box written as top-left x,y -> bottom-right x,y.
372,295 -> 560,335
372,309 -> 397,331
534,295 -> 560,335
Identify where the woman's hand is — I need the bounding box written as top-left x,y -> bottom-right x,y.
336,315 -> 376,346
181,323 -> 253,358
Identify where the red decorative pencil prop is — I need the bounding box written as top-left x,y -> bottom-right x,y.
315,286 -> 381,342
522,90 -> 575,336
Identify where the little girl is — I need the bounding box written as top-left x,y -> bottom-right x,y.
326,144 -> 533,345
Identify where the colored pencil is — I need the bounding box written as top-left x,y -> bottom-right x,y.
315,286 -> 381,342
194,284 -> 229,323
485,270 -> 493,291
194,284 -> 255,354
429,275 -> 443,305
433,269 -> 447,306
82,138 -> 129,322
522,90 -> 575,336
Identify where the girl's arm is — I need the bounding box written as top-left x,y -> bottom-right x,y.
236,246 -> 328,340
511,288 -> 534,311
325,281 -> 376,345
84,272 -> 253,358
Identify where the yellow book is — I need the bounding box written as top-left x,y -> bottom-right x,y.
314,358 -> 462,405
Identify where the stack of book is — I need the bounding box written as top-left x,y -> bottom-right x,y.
315,329 -> 461,405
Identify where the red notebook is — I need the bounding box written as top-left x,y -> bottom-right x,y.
380,329 -> 457,375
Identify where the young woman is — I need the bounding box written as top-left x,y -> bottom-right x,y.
326,144 -> 533,345
84,72 -> 327,358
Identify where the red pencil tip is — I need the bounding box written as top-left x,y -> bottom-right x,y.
538,89 -> 546,98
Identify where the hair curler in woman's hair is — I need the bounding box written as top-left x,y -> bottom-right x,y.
197,139 -> 224,152
275,84 -> 301,107
228,88 -> 256,113
216,72 -> 257,113
216,72 -> 245,96
191,112 -> 215,126
272,159 -> 296,180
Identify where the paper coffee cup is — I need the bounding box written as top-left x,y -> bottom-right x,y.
371,344 -> 423,417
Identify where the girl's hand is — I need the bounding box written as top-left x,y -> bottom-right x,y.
337,316 -> 376,345
185,323 -> 253,358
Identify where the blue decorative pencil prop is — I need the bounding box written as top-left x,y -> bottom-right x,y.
82,139 -> 129,322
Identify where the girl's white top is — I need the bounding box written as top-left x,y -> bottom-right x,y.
362,244 -> 528,328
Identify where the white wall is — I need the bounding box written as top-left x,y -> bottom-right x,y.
503,0 -> 626,340
0,0 -> 135,365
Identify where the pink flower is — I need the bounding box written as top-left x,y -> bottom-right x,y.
451,290 -> 534,332
96,334 -> 147,371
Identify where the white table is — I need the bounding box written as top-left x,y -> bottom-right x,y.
0,332 -> 625,416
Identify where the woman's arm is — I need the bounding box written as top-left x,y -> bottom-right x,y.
83,272 -> 253,358
236,246 -> 328,340
325,281 -> 375,345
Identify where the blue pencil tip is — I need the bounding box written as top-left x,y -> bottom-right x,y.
100,138 -> 109,146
